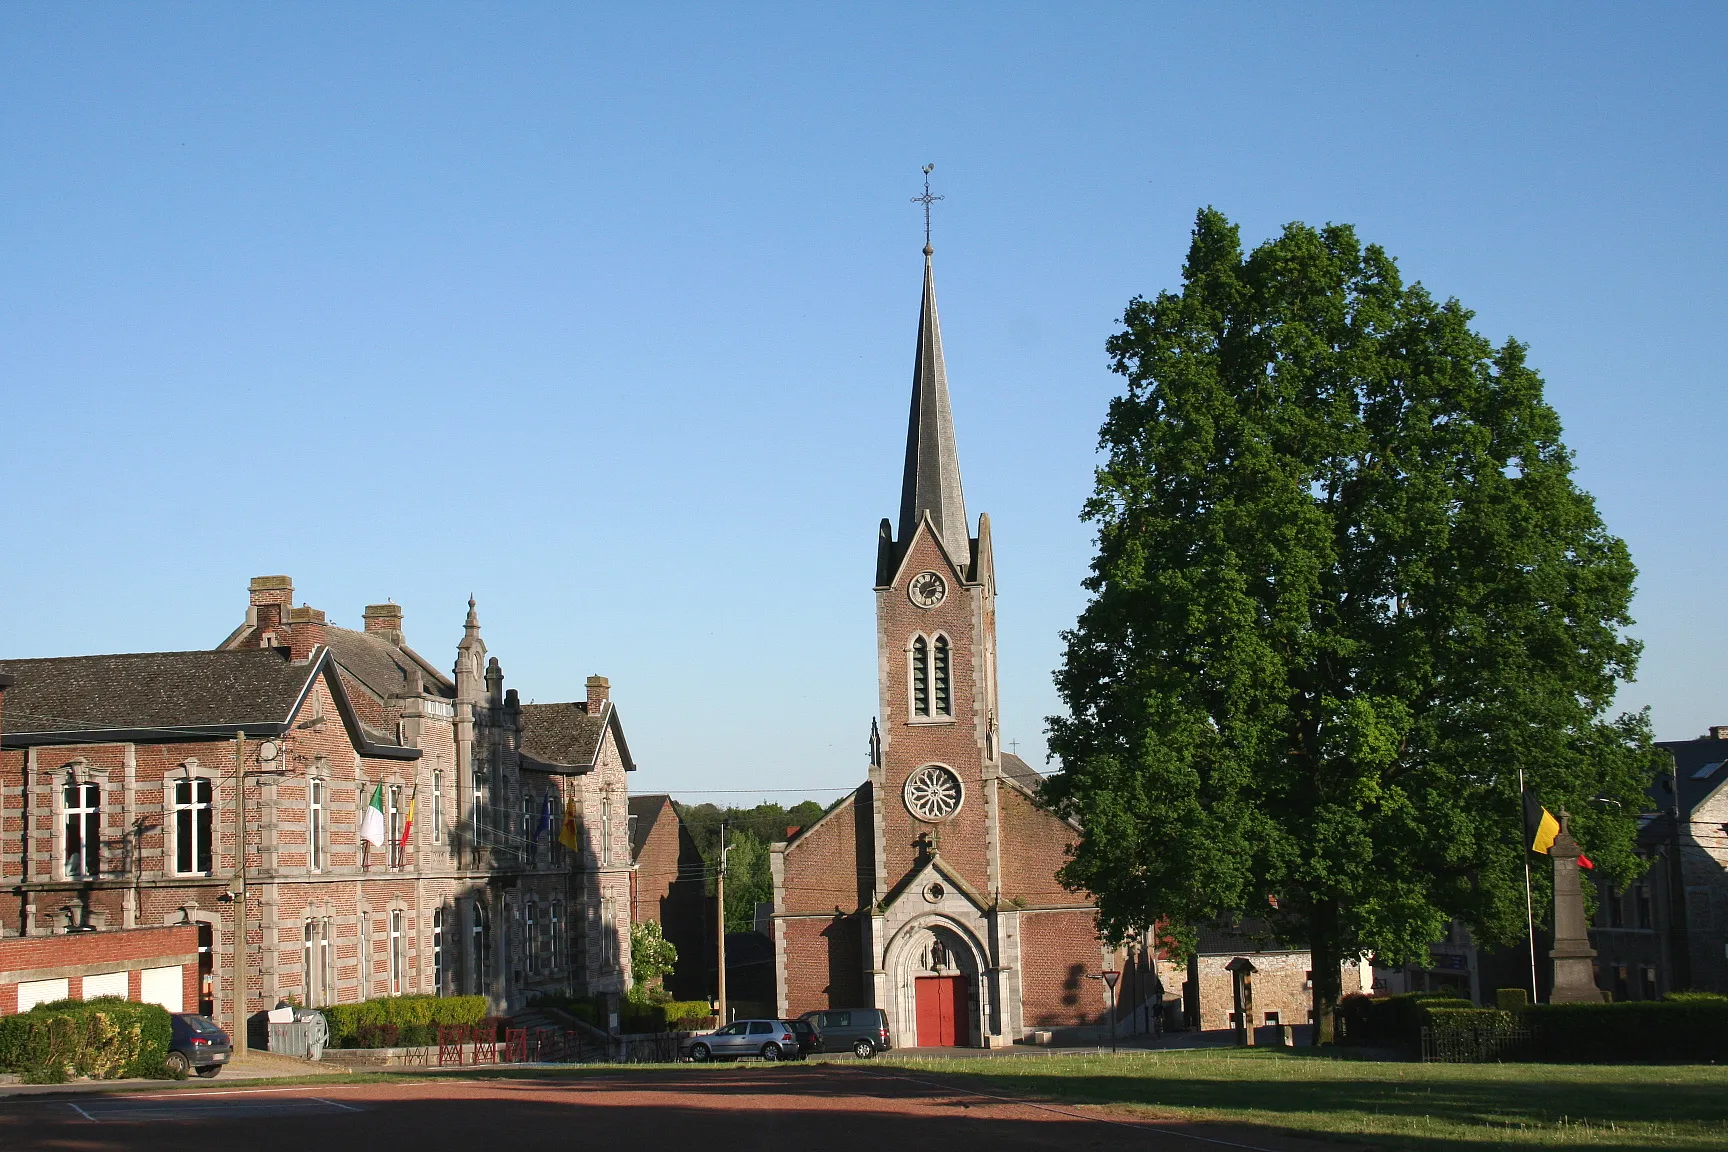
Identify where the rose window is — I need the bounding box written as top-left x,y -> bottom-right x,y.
904,765 -> 963,821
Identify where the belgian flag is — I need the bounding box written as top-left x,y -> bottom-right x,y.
1523,790 -> 1560,854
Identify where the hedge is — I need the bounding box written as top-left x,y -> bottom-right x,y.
1523,999 -> 1728,1063
0,998 -> 172,1083
620,999 -> 715,1032
323,995 -> 490,1049
1336,993 -> 1472,1048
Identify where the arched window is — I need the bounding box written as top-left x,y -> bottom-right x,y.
911,635 -> 930,717
932,635 -> 951,716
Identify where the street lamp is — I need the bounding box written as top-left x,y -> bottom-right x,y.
1086,970 -> 1121,1054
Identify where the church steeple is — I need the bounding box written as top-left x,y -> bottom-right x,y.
897,246 -> 971,569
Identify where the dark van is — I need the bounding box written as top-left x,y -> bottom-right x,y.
800,1008 -> 891,1058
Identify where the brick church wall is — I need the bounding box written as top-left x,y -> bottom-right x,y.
1019,908 -> 1107,1028
778,790 -> 872,1014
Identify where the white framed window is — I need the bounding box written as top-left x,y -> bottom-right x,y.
360,912 -> 372,997
173,778 -> 214,875
319,918 -> 335,1006
601,799 -> 612,866
389,909 -> 405,994
63,780 -> 100,879
471,903 -> 489,994
303,920 -> 318,1005
432,909 -> 444,995
431,769 -> 443,844
525,900 -> 539,976
309,777 -> 327,871
388,785 -> 404,869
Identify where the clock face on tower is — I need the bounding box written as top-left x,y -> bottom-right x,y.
908,571 -> 947,609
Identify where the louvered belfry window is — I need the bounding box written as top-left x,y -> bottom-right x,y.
933,636 -> 951,716
912,635 -> 930,716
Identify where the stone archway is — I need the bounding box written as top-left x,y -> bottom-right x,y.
884,917 -> 986,1048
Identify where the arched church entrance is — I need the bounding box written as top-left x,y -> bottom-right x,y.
887,918 -> 984,1048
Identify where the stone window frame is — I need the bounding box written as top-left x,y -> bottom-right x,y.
387,904 -> 407,995
431,908 -> 445,995
525,897 -> 539,976
308,767 -> 328,873
470,899 -> 489,995
431,768 -> 443,845
549,897 -> 563,972
54,758 -> 107,881
906,631 -> 955,723
168,759 -> 218,877
387,783 -> 405,870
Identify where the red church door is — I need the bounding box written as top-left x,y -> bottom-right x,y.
915,975 -> 968,1046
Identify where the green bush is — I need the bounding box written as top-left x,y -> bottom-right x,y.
1524,1000 -> 1728,1063
323,995 -> 489,1049
1336,993 -> 1472,1048
1496,987 -> 1529,1011
662,1000 -> 715,1028
1663,991 -> 1728,1004
1423,1007 -> 1527,1062
0,998 -> 172,1083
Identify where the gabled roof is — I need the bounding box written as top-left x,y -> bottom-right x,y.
518,700 -> 636,775
628,794 -> 673,859
0,647 -> 419,759
1000,751 -> 1043,791
1655,736 -> 1728,818
320,625 -> 455,702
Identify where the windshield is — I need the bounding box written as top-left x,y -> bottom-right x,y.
179,1015 -> 223,1034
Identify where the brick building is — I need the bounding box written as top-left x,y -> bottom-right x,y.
628,794 -> 709,1001
0,577 -> 635,1032
770,247 -> 1118,1047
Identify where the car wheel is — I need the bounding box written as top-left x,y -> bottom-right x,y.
164,1051 -> 191,1077
760,1043 -> 782,1062
853,1038 -> 875,1059
196,1065 -> 222,1078
689,1043 -> 712,1063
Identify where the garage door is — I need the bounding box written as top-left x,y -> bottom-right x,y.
139,966 -> 183,1012
82,970 -> 129,1000
17,978 -> 69,1011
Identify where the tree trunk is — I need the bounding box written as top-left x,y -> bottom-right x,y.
1309,899 -> 1343,1046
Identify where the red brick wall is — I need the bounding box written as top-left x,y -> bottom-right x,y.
1019,909 -> 1106,1028
877,528 -> 992,896
780,791 -> 873,1013
997,784 -> 1080,907
0,924 -> 199,1016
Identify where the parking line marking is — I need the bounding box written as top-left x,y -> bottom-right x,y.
313,1097 -> 364,1112
65,1102 -> 98,1123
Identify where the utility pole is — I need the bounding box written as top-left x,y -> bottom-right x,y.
715,823 -> 728,1024
232,731 -> 248,1057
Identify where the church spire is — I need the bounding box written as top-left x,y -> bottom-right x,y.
897,233 -> 970,568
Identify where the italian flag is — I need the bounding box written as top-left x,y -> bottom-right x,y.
360,783 -> 387,847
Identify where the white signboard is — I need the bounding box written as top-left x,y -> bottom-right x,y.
139,966 -> 183,1013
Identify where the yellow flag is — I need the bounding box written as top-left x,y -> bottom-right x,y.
558,798 -> 579,850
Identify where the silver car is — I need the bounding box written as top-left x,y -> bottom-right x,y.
681,1018 -> 800,1062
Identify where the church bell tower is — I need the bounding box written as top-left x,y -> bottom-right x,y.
870,236 -> 1002,902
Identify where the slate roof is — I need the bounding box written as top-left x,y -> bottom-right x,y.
1000,751 -> 1043,791
320,625 -> 455,702
0,648 -> 316,743
1655,736 -> 1728,818
1194,919 -> 1306,956
518,701 -> 635,774
898,250 -> 971,568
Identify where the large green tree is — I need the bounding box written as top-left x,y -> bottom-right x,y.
1045,209 -> 1663,1041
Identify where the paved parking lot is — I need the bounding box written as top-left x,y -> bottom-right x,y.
0,1066 -> 1327,1152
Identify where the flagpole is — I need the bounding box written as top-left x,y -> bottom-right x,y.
1520,769 -> 1539,1004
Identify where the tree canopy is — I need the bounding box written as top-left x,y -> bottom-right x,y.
1045,209 -> 1663,1039
677,799 -> 829,932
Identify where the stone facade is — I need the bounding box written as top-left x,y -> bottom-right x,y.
0,575 -> 635,1033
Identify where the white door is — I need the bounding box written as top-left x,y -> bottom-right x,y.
16,978 -> 69,1011
139,966 -> 183,1012
82,971 -> 129,1000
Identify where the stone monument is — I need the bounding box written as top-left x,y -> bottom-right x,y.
1548,811 -> 1607,1004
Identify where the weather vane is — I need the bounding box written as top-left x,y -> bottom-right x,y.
911,163 -> 943,252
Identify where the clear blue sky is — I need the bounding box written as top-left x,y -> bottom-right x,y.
3,4 -> 1724,804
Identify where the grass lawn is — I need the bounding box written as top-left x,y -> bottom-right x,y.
880,1048 -> 1728,1151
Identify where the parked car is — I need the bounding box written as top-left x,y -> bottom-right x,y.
799,1008 -> 891,1058
167,1013 -> 233,1077
680,1019 -> 802,1062
788,1017 -> 819,1058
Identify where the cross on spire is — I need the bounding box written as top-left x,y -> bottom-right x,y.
911,163 -> 943,254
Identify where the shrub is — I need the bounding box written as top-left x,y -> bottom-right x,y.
323,995 -> 489,1049
0,998 -> 172,1083
1336,992 -> 1472,1048
1524,1000 -> 1728,1063
662,1000 -> 715,1028
1496,987 -> 1529,1011
1663,991 -> 1728,1004
1423,1007 -> 1526,1062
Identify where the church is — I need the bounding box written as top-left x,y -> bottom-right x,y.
769,242 -> 1122,1047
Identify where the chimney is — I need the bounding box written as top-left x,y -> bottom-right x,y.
586,675 -> 610,713
287,606 -> 327,663
1711,726 -> 1728,741
249,575 -> 294,611
256,602 -> 285,648
363,602 -> 404,647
